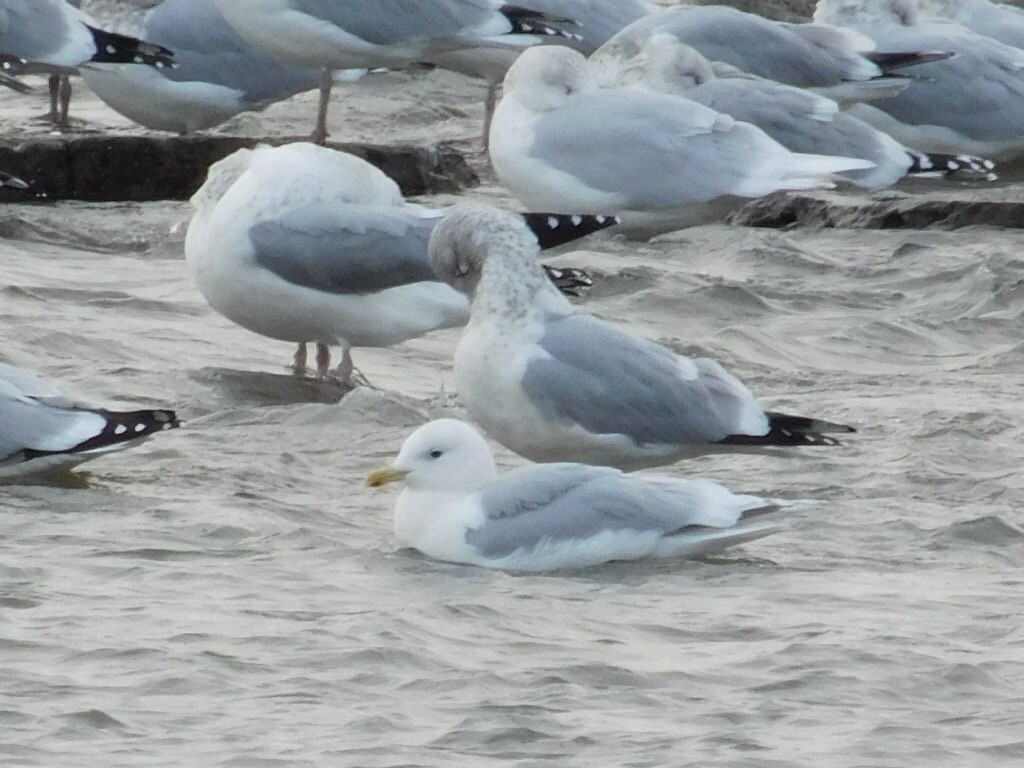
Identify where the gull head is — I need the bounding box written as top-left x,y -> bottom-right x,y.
616,35 -> 715,94
503,46 -> 595,113
428,202 -> 540,298
367,419 -> 497,493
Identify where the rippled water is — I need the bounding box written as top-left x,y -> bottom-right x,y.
3,55 -> 1024,768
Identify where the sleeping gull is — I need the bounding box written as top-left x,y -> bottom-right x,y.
0,361 -> 179,482
489,46 -> 875,236
593,4 -> 951,107
429,203 -> 855,471
213,0 -> 581,144
0,0 -> 175,129
916,0 -> 1024,50
367,419 -> 790,571
81,0 -> 327,134
814,0 -> 1024,159
185,143 -> 616,384
606,36 -> 996,189
427,0 -> 658,142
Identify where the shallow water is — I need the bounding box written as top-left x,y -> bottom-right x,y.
3,41 -> 1024,768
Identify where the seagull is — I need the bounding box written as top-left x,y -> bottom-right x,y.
367,419 -> 791,571
81,0 -> 326,134
602,35 -> 996,188
213,0 -> 582,144
917,0 -> 1024,50
0,170 -> 29,189
185,142 -> 616,384
814,0 -> 1024,159
0,0 -> 176,129
489,45 -> 874,236
428,203 -> 855,471
0,361 -> 179,482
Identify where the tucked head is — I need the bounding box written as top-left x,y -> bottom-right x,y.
366,419 -> 498,493
428,202 -> 540,297
618,35 -> 715,93
814,0 -> 917,25
502,46 -> 596,112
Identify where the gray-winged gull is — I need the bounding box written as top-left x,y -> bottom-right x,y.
185,143 -> 616,384
489,45 -> 874,236
603,35 -> 996,188
0,362 -> 179,481
213,0 -> 581,144
367,419 -> 790,571
428,203 -> 855,471
814,0 -> 1024,159
82,0 -> 326,134
0,0 -> 175,128
917,0 -> 1024,49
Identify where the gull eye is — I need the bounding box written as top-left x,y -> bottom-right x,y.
429,449 -> 443,459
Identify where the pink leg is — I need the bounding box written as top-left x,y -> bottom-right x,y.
315,343 -> 331,379
482,82 -> 498,151
312,68 -> 332,145
57,75 -> 72,129
291,343 -> 307,376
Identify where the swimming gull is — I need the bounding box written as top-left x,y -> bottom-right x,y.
594,4 -> 951,107
605,35 -> 996,188
0,0 -> 175,128
0,361 -> 179,482
814,0 -> 1024,159
81,0 -> 328,134
489,46 -> 875,236
213,0 -> 581,144
367,419 -> 790,571
429,203 -> 855,470
185,143 -> 617,384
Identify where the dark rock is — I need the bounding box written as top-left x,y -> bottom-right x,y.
732,186 -> 1024,230
0,135 -> 477,203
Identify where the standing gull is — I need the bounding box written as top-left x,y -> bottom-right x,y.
82,0 -> 326,135
814,0 -> 1024,159
367,419 -> 790,571
185,143 -> 615,383
0,0 -> 175,129
489,45 -> 874,236
0,362 -> 179,481
604,36 -> 995,189
594,4 -> 950,106
429,203 -> 855,471
213,0 -> 580,144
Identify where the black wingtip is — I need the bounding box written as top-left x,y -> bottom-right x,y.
500,4 -> 582,41
865,50 -> 954,74
0,171 -> 30,190
543,264 -> 593,297
86,25 -> 176,68
719,411 -> 854,448
71,408 -> 180,455
522,212 -> 620,250
906,150 -> 997,180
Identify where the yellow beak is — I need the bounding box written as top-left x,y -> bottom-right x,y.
366,466 -> 410,488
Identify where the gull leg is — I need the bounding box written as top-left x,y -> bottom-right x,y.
57,75 -> 72,130
291,343 -> 308,376
315,343 -> 331,379
334,347 -> 354,387
312,68 -> 333,145
482,82 -> 498,151
47,74 -> 60,122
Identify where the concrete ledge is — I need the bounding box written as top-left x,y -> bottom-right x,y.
0,135 -> 477,203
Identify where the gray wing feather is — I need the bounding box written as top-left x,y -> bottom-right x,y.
521,314 -> 766,446
866,26 -> 1024,141
532,90 -> 764,207
0,0 -> 74,62
289,0 -> 501,46
687,79 -> 900,179
520,0 -> 656,53
146,0 -> 319,103
249,204 -> 438,294
469,463 -> 734,558
0,396 -> 104,461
